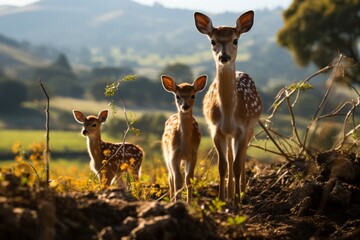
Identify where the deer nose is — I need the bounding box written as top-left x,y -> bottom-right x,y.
82,129 -> 88,136
219,54 -> 231,63
182,104 -> 190,111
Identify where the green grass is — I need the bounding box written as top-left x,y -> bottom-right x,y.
0,129 -> 86,154
0,159 -> 90,178
0,129 -> 127,157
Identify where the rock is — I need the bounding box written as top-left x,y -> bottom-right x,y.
127,215 -> 177,240
329,181 -> 352,205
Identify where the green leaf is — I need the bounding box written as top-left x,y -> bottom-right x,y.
104,82 -> 119,97
226,215 -> 247,226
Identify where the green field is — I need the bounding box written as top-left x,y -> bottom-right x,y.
0,128 -> 281,162
0,129 -> 87,153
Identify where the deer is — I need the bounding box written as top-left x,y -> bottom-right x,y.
194,11 -> 262,203
72,109 -> 143,188
161,75 -> 207,203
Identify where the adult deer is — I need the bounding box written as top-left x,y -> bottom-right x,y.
161,75 -> 207,203
73,109 -> 143,188
194,11 -> 262,203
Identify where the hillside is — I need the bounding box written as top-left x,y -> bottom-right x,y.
0,0 -> 315,86
0,0 -> 277,52
0,35 -> 43,65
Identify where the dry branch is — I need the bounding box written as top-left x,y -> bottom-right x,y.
255,54 -> 359,162
39,79 -> 50,186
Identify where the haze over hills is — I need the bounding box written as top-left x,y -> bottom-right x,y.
0,0 -> 315,85
0,0 -> 281,52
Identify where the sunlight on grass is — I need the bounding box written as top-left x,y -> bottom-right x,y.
0,130 -> 87,153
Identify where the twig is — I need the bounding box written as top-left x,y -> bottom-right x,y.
39,79 -> 50,187
285,91 -> 302,148
248,144 -> 285,157
95,77 -> 136,187
23,159 -> 42,183
302,55 -> 345,151
267,64 -> 333,119
258,53 -> 360,162
258,120 -> 292,162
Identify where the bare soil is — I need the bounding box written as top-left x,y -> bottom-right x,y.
0,150 -> 359,240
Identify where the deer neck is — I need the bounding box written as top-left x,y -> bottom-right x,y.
86,133 -> 104,166
178,111 -> 194,145
216,63 -> 237,133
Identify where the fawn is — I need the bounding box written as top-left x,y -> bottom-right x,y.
161,75 -> 207,203
73,109 -> 143,188
194,11 -> 262,203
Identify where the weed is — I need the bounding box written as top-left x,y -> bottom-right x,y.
226,215 -> 247,226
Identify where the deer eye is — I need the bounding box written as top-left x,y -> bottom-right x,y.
210,40 -> 216,46
233,39 -> 238,45
191,95 -> 195,99
176,95 -> 180,100
92,123 -> 97,128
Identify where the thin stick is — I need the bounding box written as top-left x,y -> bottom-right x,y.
302,55 -> 344,152
258,120 -> 292,162
95,80 -> 135,186
39,79 -> 50,186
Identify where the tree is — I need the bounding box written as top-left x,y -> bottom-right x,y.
0,78 -> 27,113
160,63 -> 193,83
34,53 -> 75,80
277,0 -> 360,84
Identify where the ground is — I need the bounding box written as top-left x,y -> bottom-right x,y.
0,150 -> 359,240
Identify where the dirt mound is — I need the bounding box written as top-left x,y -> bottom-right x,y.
0,150 -> 359,240
0,178 -> 219,240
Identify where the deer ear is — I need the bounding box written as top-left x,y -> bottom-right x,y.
193,75 -> 207,93
98,110 -> 108,123
73,110 -> 86,123
194,12 -> 214,36
161,75 -> 177,93
236,10 -> 254,35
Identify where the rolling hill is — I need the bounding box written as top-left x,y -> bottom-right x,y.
0,0 -> 315,85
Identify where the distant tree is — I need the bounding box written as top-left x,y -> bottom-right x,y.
277,0 -> 360,84
33,53 -> 82,97
160,63 -> 193,83
53,53 -> 72,71
0,78 -> 27,113
34,53 -> 75,80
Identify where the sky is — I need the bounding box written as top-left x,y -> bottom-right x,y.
0,0 -> 293,13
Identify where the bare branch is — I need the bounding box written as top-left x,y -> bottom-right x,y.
39,79 -> 50,187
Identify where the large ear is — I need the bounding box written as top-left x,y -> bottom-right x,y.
161,75 -> 177,93
73,110 -> 86,123
194,12 -> 214,36
193,75 -> 207,93
236,10 -> 254,35
98,110 -> 108,123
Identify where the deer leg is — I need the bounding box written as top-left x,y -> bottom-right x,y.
227,139 -> 234,200
213,131 -> 227,201
165,156 -> 175,201
171,156 -> 183,202
168,175 -> 174,201
233,132 -> 247,203
240,129 -> 254,193
185,155 -> 197,203
101,169 -> 115,189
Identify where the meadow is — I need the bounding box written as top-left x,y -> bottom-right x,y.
1,74 -> 359,240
